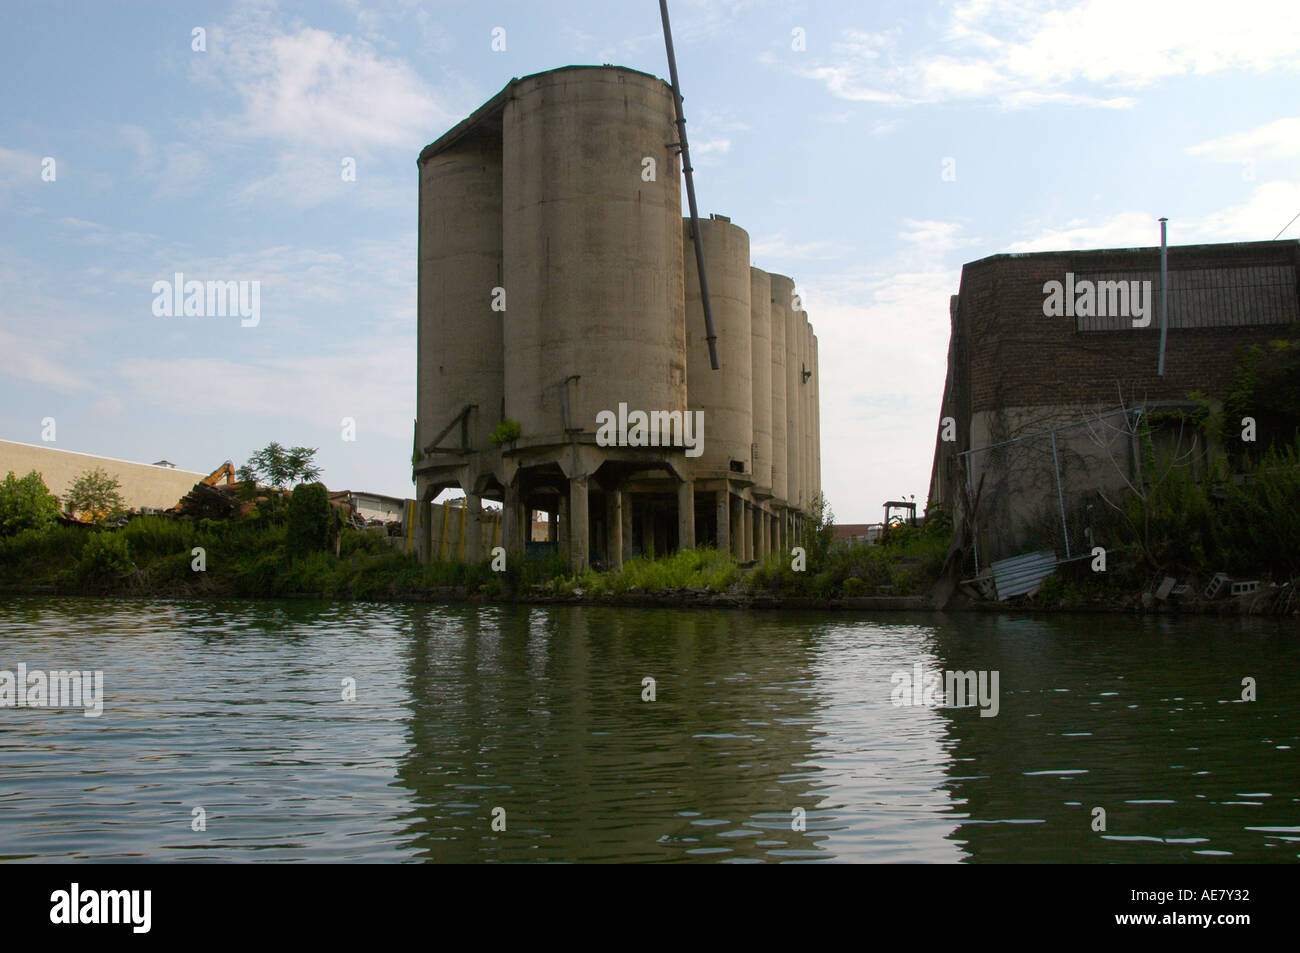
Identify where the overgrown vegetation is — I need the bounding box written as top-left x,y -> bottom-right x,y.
65,467 -> 125,523
489,418 -> 522,448
0,470 -> 60,536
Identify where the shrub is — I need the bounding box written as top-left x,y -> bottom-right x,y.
79,531 -> 135,581
286,482 -> 336,555
65,468 -> 125,522
489,418 -> 522,448
0,470 -> 59,536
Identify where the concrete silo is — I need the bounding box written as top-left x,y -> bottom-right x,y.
768,275 -> 789,531
812,332 -> 821,508
684,215 -> 752,556
413,64 -> 821,571
798,309 -> 812,516
503,67 -> 685,443
414,127 -> 504,562
749,267 -> 772,556
774,274 -> 801,526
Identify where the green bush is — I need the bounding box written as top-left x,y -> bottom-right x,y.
286,483 -> 336,555
79,531 -> 135,581
0,470 -> 59,536
121,514 -> 196,558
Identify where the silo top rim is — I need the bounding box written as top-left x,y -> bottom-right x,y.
418,65 -> 671,166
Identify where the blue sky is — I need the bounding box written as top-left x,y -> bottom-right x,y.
2,0 -> 1297,523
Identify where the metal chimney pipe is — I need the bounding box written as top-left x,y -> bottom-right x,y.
659,0 -> 720,371
1157,217 -> 1168,377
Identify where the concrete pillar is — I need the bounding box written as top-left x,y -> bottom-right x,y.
606,490 -> 623,570
503,483 -> 524,556
644,505 -> 656,560
466,493 -> 484,562
558,496 -> 569,561
741,501 -> 752,562
677,481 -> 695,552
620,490 -> 634,564
715,490 -> 730,553
569,475 -> 589,573
759,506 -> 769,560
547,507 -> 557,542
417,495 -> 431,564
729,492 -> 742,559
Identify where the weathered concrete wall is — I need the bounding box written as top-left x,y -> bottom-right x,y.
503,67 -> 684,443
0,441 -> 206,512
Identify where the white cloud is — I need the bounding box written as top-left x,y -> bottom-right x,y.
1187,118 -> 1300,162
1005,180 -> 1300,250
801,0 -> 1300,109
191,19 -> 458,153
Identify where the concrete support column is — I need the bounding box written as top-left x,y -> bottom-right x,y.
569,475 -> 589,573
729,492 -> 742,559
606,489 -> 623,571
558,496 -> 569,561
741,501 -> 752,562
503,483 -> 525,557
620,490 -> 633,564
547,507 -> 557,542
759,506 -> 769,560
466,493 -> 484,562
416,495 -> 431,565
644,507 -> 656,560
715,490 -> 730,553
677,481 -> 695,552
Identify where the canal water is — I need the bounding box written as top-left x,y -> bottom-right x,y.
0,597 -> 1296,863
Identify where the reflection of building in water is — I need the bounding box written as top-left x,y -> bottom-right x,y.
930,613 -> 1298,863
392,606 -> 829,862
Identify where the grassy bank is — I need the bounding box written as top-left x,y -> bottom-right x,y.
0,513 -> 951,603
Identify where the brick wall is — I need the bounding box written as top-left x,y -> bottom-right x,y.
956,240 -> 1300,417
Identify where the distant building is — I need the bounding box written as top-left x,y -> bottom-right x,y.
928,238 -> 1299,565
329,490 -> 407,524
0,441 -> 206,512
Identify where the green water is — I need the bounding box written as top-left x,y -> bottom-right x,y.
0,597 -> 1296,862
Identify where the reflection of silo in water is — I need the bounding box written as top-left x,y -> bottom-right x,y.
393,606 -> 830,861
503,68 -> 685,440
749,268 -> 772,496
684,216 -> 752,473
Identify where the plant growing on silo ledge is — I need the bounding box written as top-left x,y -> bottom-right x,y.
489,418 -> 522,448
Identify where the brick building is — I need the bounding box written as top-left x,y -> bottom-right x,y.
929,238 -> 1299,565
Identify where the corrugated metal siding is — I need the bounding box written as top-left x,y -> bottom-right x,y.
991,550 -> 1058,600
1072,265 -> 1297,332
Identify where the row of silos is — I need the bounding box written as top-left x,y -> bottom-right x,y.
415,65 -> 820,568
682,215 -> 820,510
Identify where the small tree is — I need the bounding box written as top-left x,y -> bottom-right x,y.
66,467 -> 125,523
286,482 -> 337,554
237,442 -> 323,491
0,470 -> 60,536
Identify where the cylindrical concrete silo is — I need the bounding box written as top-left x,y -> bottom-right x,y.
685,216 -> 752,473
812,332 -> 821,507
749,268 -> 772,493
795,308 -> 806,509
768,275 -> 790,505
777,275 -> 802,511
502,67 -> 684,441
417,131 -> 504,458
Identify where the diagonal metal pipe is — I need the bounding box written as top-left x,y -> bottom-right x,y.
659,0 -> 720,371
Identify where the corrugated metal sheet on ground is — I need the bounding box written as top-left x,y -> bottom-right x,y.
991,550 -> 1058,600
